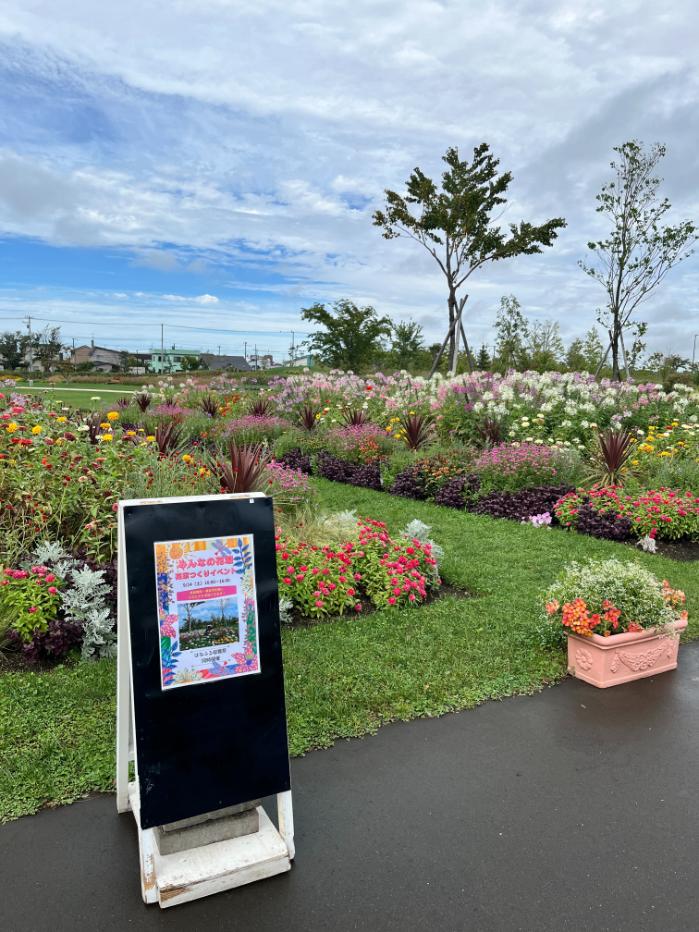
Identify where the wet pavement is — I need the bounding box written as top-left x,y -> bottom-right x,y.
1,644 -> 698,931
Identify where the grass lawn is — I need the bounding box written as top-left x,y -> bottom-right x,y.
1,478 -> 697,822
10,383 -> 135,409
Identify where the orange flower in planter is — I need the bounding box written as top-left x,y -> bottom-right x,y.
561,598 -> 594,637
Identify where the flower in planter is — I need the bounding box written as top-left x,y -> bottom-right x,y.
539,558 -> 687,649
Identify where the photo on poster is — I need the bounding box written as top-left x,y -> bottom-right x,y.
154,534 -> 261,689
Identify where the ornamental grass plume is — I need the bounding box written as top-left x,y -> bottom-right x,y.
585,427 -> 634,486
199,393 -> 220,418
249,396 -> 273,418
213,441 -> 270,493
298,403 -> 320,431
133,391 -> 152,413
341,407 -> 370,427
154,420 -> 186,457
399,412 -> 433,450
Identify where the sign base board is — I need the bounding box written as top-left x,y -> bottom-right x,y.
126,783 -> 292,908
115,493 -> 295,908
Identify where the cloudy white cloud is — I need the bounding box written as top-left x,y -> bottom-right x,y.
0,1 -> 698,356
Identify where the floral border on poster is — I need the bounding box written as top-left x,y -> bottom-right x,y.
155,534 -> 260,689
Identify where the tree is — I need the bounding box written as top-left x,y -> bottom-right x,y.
181,355 -> 205,371
301,299 -> 392,370
476,344 -> 491,370
581,327 -> 604,372
0,331 -> 31,370
373,144 -> 565,375
32,327 -> 63,372
526,320 -> 565,372
580,140 -> 697,380
627,322 -> 647,371
565,338 -> 587,372
390,320 -> 425,370
493,295 -> 529,371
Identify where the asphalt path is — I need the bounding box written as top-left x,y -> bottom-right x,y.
2,645 -> 698,931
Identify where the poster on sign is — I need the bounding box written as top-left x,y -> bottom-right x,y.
154,534 -> 261,689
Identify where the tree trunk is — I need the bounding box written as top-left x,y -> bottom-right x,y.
610,325 -> 621,381
447,290 -> 457,367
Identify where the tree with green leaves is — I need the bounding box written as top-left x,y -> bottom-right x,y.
301,299 -> 392,371
373,144 -> 565,375
580,140 -> 697,380
493,295 -> 530,371
581,327 -> 604,372
565,338 -> 586,372
476,344 -> 491,370
32,327 -> 63,373
0,331 -> 31,370
181,355 -> 205,371
527,320 -> 565,372
390,320 -> 425,370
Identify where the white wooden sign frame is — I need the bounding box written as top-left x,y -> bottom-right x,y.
115,493 -> 295,908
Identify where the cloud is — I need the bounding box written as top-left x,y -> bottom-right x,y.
0,1 -> 697,354
161,293 -> 219,304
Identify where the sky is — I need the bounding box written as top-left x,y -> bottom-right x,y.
0,1 -> 698,361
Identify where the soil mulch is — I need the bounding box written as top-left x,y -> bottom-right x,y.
282,581 -> 470,628
654,539 -> 699,562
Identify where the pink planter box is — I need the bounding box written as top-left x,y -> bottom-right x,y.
567,618 -> 688,688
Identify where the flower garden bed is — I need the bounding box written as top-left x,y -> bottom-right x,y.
0,370 -> 698,821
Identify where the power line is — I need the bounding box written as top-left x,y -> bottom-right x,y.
0,314 -> 310,337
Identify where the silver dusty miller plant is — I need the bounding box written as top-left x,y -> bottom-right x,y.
31,541 -> 116,659
401,519 -> 444,566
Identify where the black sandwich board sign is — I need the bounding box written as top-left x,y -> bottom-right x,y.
115,493 -> 294,907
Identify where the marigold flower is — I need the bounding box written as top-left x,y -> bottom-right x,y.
106,411 -> 120,421
31,425 -> 43,435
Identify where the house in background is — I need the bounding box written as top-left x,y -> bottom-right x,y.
149,346 -> 201,373
287,353 -> 314,368
248,353 -> 275,369
199,353 -> 251,372
71,341 -> 123,372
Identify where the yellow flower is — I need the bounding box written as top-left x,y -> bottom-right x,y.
99,422 -> 110,430
31,425 -> 43,435
56,416 -> 67,423
659,451 -> 671,457
182,454 -> 193,464
107,411 -> 120,421
6,422 -> 19,433
100,434 -> 113,442
126,430 -> 136,437
146,435 -> 156,442
198,467 -> 209,477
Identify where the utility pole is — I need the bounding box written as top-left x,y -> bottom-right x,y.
218,344 -> 221,357
693,334 -> 699,369
161,323 -> 165,373
25,315 -> 34,372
